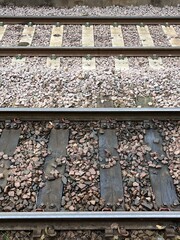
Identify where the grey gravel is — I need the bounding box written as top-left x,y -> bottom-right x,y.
0,6 -> 179,128
94,25 -> 112,47
0,230 -> 104,240
63,25 -> 82,47
95,57 -> 115,71
0,64 -> 179,108
0,231 -> 31,240
173,25 -> 180,35
121,25 -> 142,46
128,57 -> 149,69
0,23 -> 178,48
148,25 -> 170,46
0,5 -> 179,16
162,57 -> 180,68
0,25 -> 23,46
31,25 -> 51,46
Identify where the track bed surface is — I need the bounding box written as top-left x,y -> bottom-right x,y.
0,111 -> 179,212
0,9 -> 179,239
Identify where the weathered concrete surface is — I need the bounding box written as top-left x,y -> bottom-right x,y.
0,0 -> 178,7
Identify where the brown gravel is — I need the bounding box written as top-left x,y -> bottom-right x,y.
0,120 -> 179,212
0,230 -> 104,240
0,122 -> 50,212
128,230 -> 165,240
116,121 -> 155,211
153,120 -> 180,199
56,230 -> 104,240
0,229 -> 173,240
60,57 -> 82,73
62,122 -> 104,211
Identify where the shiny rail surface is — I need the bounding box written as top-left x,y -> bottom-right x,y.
0,212 -> 179,239
1,212 -> 179,219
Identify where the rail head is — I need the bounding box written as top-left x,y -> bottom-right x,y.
0,212 -> 179,237
0,108 -> 179,121
0,211 -> 179,219
0,16 -> 180,24
0,47 -> 180,57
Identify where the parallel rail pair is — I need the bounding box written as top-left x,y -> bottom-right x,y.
0,108 -> 179,239
0,16 -> 180,57
0,14 -> 180,238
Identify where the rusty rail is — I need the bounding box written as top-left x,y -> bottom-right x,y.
0,16 -> 180,25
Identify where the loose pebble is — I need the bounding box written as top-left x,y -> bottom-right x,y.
0,120 -> 179,211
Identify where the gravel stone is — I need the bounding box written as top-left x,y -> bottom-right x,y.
153,120 -> 180,198
63,25 -> 82,47
148,25 -> 170,46
0,25 -> 24,46
62,122 -> 104,211
31,25 -> 51,46
94,25 -> 112,47
56,230 -> 104,240
116,121 -> 155,211
0,66 -> 179,108
0,5 -> 179,16
0,122 -> 50,212
122,25 -> 142,47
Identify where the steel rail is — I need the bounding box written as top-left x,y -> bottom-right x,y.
0,212 -> 179,219
0,212 -> 179,233
0,47 -> 180,57
0,108 -> 179,121
0,16 -> 180,25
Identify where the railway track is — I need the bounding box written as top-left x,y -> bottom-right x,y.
0,16 -> 180,69
0,15 -> 180,239
0,108 -> 179,238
